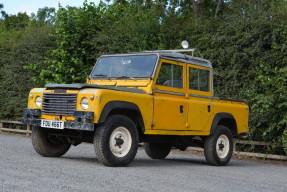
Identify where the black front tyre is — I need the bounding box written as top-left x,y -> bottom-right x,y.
204,125 -> 233,166
94,115 -> 139,167
144,143 -> 172,159
32,126 -> 71,157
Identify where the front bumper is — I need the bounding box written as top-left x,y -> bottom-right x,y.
22,109 -> 94,131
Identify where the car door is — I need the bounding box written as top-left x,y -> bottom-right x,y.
187,64 -> 213,132
152,59 -> 187,131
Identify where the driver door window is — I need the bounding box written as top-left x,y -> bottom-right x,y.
156,62 -> 184,90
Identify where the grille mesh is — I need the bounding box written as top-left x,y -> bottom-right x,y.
42,93 -> 77,116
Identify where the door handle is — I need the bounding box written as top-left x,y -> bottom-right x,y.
180,105 -> 184,113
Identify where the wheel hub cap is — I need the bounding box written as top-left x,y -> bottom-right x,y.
216,135 -> 230,159
218,141 -> 225,151
109,127 -> 132,157
115,136 -> 124,148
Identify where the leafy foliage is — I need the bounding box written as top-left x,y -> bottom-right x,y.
0,9 -> 56,119
248,28 -> 287,149
28,2 -> 162,84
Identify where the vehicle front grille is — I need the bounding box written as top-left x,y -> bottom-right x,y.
42,93 -> 77,116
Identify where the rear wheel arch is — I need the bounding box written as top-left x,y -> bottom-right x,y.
98,101 -> 145,137
211,113 -> 237,136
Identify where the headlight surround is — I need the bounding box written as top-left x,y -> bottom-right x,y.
80,97 -> 89,110
35,96 -> 42,108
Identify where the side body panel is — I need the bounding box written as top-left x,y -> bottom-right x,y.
153,92 -> 187,131
187,96 -> 213,133
92,89 -> 154,131
210,99 -> 249,135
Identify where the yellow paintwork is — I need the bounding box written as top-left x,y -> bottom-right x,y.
27,88 -> 46,109
87,78 -> 153,94
153,60 -> 187,131
27,58 -> 249,137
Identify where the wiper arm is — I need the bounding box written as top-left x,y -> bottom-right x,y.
92,74 -> 111,79
94,74 -> 108,77
116,76 -> 135,80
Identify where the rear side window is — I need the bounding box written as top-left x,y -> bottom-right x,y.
189,67 -> 210,92
156,63 -> 183,89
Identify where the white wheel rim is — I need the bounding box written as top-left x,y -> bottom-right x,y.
216,135 -> 230,159
109,127 -> 132,157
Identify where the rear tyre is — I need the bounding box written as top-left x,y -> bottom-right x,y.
204,125 -> 233,166
94,115 -> 139,167
144,143 -> 172,159
32,126 -> 71,157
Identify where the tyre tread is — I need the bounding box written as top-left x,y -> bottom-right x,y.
94,115 -> 139,167
144,143 -> 171,159
32,126 -> 71,157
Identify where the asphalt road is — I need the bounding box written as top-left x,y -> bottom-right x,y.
1,134 -> 287,192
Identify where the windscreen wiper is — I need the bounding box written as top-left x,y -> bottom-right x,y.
116,76 -> 135,80
94,74 -> 108,77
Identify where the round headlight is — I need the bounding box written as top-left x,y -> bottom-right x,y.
81,97 -> 89,110
35,96 -> 42,107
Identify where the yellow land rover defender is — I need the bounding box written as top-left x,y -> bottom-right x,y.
22,49 -> 248,166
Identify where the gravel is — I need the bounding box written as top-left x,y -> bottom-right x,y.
1,134 -> 287,192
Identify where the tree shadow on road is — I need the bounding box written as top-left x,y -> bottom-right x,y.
132,156 -> 250,167
61,154 -> 208,167
60,149 -> 249,167
62,155 -> 100,165
131,156 -> 209,167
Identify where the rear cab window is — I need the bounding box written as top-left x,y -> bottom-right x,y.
188,64 -> 212,97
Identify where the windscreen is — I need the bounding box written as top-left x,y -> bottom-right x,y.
91,54 -> 158,79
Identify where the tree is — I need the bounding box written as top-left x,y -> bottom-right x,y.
30,1 -> 162,84
0,8 -> 56,119
0,3 -> 6,17
3,12 -> 30,30
31,7 -> 56,26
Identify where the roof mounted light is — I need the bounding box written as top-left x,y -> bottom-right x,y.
181,40 -> 189,49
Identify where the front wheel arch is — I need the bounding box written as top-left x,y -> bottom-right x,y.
98,101 -> 145,134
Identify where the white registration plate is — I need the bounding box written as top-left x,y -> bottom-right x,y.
41,119 -> 64,129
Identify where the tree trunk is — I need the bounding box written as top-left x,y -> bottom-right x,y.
191,0 -> 205,21
215,0 -> 224,18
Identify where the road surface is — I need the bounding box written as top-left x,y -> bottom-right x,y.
0,134 -> 286,192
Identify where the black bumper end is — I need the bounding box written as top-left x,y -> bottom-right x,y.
22,109 -> 94,131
